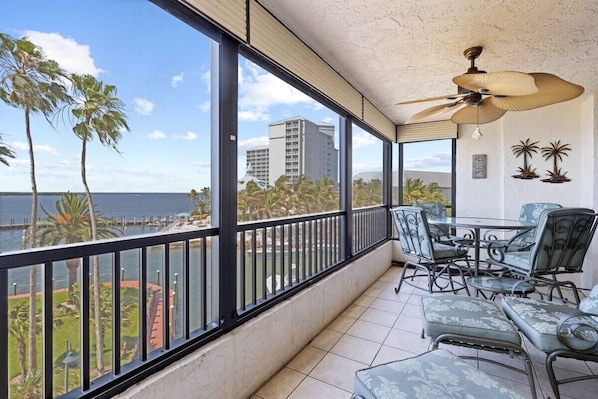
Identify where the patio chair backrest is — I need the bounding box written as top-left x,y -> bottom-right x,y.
390,206 -> 435,260
528,207 -> 598,275
417,202 -> 450,239
513,202 -> 562,247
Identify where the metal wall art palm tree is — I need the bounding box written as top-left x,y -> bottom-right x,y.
511,138 -> 540,179
541,140 -> 571,183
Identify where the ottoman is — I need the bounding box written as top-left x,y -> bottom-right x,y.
420,294 -> 536,398
353,349 -> 526,399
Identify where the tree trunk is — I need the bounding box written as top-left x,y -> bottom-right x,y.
65,258 -> 81,303
81,139 -> 104,375
17,339 -> 27,378
25,109 -> 38,373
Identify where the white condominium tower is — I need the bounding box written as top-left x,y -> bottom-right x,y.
246,117 -> 339,186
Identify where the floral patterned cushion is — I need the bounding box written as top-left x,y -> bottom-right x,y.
421,294 -> 521,344
353,349 -> 526,399
501,296 -> 598,353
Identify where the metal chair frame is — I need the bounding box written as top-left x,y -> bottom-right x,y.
391,206 -> 471,295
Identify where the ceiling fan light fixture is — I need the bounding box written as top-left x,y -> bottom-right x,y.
472,127 -> 482,140
397,46 -> 585,125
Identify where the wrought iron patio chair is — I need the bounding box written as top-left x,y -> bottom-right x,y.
417,202 -> 472,245
391,206 -> 470,294
488,207 -> 598,304
502,287 -> 598,399
487,202 -> 562,262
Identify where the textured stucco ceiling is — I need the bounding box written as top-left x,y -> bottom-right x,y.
257,0 -> 598,125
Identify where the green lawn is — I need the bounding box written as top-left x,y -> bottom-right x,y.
8,287 -> 140,397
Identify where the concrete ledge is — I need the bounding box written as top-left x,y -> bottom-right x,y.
118,241 -> 392,399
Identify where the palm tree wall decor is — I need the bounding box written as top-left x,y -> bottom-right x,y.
511,138 -> 540,179
541,140 -> 572,183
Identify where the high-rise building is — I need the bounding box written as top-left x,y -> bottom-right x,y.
245,117 -> 339,186
245,145 -> 269,183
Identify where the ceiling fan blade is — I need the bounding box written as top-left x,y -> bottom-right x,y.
451,98 -> 507,124
396,93 -> 468,105
489,73 -> 584,111
406,102 -> 464,123
453,71 -> 538,96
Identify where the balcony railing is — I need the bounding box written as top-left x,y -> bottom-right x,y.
0,208 -> 388,398
353,205 -> 388,253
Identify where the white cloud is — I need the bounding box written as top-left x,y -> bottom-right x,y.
353,132 -> 377,148
171,72 -> 184,87
405,152 -> 452,170
9,141 -> 28,152
239,109 -> 269,122
180,132 -> 197,141
36,145 -> 60,156
148,130 -> 166,139
238,61 -> 317,121
24,30 -> 102,76
322,117 -> 335,124
199,101 -> 210,112
238,136 -> 269,150
135,98 -> 155,115
58,159 -> 71,166
9,141 -> 60,156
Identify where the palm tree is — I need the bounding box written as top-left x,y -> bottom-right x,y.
66,73 -> 128,375
37,192 -> 120,301
8,302 -> 32,378
0,32 -> 69,374
197,187 -> 211,215
0,134 -> 15,165
511,138 -> 540,178
188,189 -> 199,213
541,140 -> 572,182
314,177 -> 338,212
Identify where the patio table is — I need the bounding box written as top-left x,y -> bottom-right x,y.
428,217 -> 535,276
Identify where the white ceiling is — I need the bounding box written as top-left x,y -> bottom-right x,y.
257,0 -> 598,125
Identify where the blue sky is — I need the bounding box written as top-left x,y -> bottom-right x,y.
0,0 -> 450,193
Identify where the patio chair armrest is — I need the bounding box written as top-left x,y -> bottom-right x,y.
486,240 -> 507,262
556,310 -> 598,354
453,241 -> 470,255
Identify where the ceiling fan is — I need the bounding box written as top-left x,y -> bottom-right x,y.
397,46 -> 584,125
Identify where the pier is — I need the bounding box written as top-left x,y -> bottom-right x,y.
0,216 -> 177,231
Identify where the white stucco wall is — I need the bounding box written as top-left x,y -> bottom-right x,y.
118,242 -> 393,399
455,95 -> 598,287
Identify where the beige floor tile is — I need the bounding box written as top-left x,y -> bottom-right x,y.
376,288 -> 409,302
330,334 -> 381,365
384,329 -> 431,354
346,319 -> 391,344
392,314 -> 422,334
359,308 -> 399,327
310,328 -> 343,351
400,303 -> 422,318
362,286 -> 383,297
352,294 -> 375,308
309,352 -> 368,392
328,315 -> 356,333
341,303 -> 367,319
371,345 -> 416,366
256,367 -> 306,399
369,297 -> 405,313
287,376 -> 352,399
287,346 -> 326,375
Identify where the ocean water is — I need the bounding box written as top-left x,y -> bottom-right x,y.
1,193 -> 198,296
0,192 -> 194,252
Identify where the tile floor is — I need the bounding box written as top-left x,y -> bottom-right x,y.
250,266 -> 598,399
